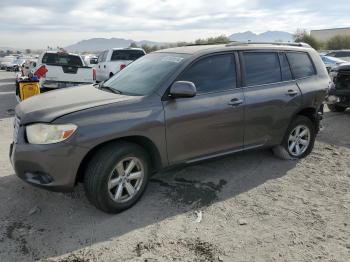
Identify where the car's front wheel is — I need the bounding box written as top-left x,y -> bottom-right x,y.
327,104 -> 347,112
84,142 -> 150,213
273,116 -> 316,160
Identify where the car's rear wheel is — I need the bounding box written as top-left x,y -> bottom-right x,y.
327,104 -> 347,112
273,116 -> 316,160
84,142 -> 150,213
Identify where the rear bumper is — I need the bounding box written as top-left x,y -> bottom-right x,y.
42,81 -> 93,90
10,139 -> 90,192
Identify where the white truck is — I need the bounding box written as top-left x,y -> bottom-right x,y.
95,48 -> 146,82
83,55 -> 98,68
35,51 -> 95,89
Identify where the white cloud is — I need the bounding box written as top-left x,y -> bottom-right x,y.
0,0 -> 349,48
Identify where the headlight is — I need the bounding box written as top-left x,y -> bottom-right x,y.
329,71 -> 337,79
327,95 -> 340,104
26,123 -> 77,144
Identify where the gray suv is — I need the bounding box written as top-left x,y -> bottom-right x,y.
10,43 -> 330,213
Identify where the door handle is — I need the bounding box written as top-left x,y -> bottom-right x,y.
286,90 -> 298,96
228,98 -> 243,106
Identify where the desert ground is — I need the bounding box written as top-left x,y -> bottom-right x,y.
0,71 -> 349,262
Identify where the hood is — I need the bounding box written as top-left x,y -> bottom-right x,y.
333,62 -> 350,71
16,84 -> 139,124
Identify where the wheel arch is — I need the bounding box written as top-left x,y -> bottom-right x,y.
295,107 -> 318,123
75,136 -> 162,184
291,106 -> 321,134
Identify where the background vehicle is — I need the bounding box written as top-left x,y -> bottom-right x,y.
95,48 -> 145,82
0,55 -> 17,70
326,50 -> 350,62
327,63 -> 350,112
83,55 -> 98,68
6,57 -> 26,71
320,55 -> 346,72
11,43 -> 329,213
36,51 -> 95,90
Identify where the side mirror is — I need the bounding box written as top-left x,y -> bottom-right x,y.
169,81 -> 196,98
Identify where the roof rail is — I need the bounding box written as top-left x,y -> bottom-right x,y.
185,42 -> 229,46
226,41 -> 311,48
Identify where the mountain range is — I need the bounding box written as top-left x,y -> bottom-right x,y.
65,31 -> 294,52
65,38 -> 165,52
229,31 -> 293,42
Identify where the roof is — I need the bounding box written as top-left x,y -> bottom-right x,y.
44,50 -> 80,56
110,47 -> 145,51
156,42 -> 312,55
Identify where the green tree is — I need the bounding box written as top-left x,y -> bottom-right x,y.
141,44 -> 152,53
327,35 -> 350,50
176,42 -> 188,47
129,42 -> 138,48
294,29 -> 321,50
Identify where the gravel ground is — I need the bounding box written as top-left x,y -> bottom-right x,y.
0,71 -> 349,262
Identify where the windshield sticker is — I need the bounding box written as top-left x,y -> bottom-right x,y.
161,56 -> 184,63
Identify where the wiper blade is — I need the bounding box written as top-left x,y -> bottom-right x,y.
99,85 -> 122,94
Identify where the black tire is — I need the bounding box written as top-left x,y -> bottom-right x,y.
84,142 -> 150,213
327,104 -> 347,112
273,116 -> 316,160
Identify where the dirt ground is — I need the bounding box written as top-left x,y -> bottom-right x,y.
0,71 -> 349,262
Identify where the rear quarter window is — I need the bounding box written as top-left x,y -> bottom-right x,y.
286,52 -> 316,79
279,53 -> 293,81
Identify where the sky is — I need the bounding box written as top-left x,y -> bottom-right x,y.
0,0 -> 349,49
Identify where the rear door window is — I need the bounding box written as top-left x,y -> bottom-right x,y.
177,54 -> 237,93
111,50 -> 145,61
279,53 -> 293,81
243,52 -> 281,86
286,52 -> 316,79
102,51 -> 108,62
97,51 -> 105,63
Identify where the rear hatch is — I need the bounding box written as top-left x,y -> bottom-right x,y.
41,53 -> 93,87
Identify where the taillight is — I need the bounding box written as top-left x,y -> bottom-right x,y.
92,68 -> 96,81
120,64 -> 126,71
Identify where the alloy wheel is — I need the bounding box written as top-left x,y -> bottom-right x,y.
287,125 -> 311,157
107,157 -> 144,203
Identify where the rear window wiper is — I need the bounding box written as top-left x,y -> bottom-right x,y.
99,84 -> 122,94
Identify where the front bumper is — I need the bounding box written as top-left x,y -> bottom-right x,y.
9,132 -> 89,192
325,94 -> 350,107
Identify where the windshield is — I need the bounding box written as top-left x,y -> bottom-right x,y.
103,53 -> 189,96
42,53 -> 83,67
